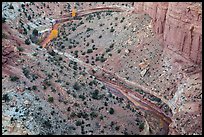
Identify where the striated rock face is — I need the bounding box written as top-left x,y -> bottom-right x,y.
133,2 -> 202,135
133,2 -> 202,65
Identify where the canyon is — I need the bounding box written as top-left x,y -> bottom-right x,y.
2,2 -> 202,135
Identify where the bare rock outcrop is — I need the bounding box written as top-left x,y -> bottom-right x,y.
133,2 -> 202,65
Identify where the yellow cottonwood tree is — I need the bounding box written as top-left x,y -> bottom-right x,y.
49,29 -> 58,40
72,9 -> 76,17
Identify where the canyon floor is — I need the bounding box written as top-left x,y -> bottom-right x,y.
2,2 -> 202,135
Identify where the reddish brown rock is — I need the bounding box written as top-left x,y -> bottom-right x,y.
133,2 -> 202,65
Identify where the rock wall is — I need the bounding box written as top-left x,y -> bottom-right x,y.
133,2 -> 202,65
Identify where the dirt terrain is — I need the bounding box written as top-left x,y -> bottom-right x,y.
2,2 -> 202,135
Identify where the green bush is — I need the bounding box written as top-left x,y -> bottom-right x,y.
79,94 -> 86,101
110,27 -> 115,32
25,38 -> 31,45
22,68 -> 30,78
95,56 -> 100,61
2,17 -> 6,23
2,33 -> 7,39
32,52 -> 38,56
75,120 -> 82,126
109,108 -> 114,114
10,75 -> 19,82
86,27 -> 93,32
27,15 -> 31,20
91,89 -> 99,99
32,29 -> 38,36
87,49 -> 93,53
115,126 -> 120,131
106,48 -> 111,53
73,82 -> 80,90
90,111 -> 98,118
48,96 -> 54,103
139,122 -> 144,130
8,4 -> 14,9
17,47 -> 24,52
117,49 -> 121,53
100,57 -> 107,63
32,85 -> 37,90
2,94 -> 10,102
72,27 -> 76,31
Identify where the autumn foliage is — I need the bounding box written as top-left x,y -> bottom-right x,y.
49,29 -> 58,40
72,9 -> 76,17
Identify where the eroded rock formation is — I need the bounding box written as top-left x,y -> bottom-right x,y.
133,2 -> 202,65
133,2 -> 202,135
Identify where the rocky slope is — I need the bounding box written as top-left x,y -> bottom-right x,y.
133,2 -> 202,135
2,2 -> 202,135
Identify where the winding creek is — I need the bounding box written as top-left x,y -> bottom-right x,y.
39,6 -> 172,134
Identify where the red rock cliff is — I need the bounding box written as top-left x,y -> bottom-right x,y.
133,2 -> 202,65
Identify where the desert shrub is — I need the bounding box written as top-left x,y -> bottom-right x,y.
71,27 -> 76,31
120,17 -> 125,23
101,85 -> 106,89
17,47 -> 24,52
2,17 -> 6,23
73,82 -> 80,90
100,57 -> 107,63
87,49 -> 93,53
8,4 -> 14,9
99,115 -> 104,120
32,85 -> 37,90
95,56 -> 100,61
90,111 -> 98,118
27,15 -> 31,20
25,38 -> 31,45
139,122 -> 144,130
23,28 -> 27,35
86,27 -> 93,32
109,108 -> 114,114
10,75 -> 19,81
79,94 -> 86,101
48,96 -> 54,103
115,126 -> 120,131
109,43 -> 114,48
110,27 -> 115,32
2,94 -> 10,102
106,48 -> 111,53
22,68 -> 30,78
68,45 -> 72,49
2,33 -> 7,39
73,65 -> 78,70
91,89 -> 99,99
32,52 -> 38,56
48,50 -> 56,56
43,120 -> 52,128
32,29 -> 38,36
75,120 -> 82,126
117,49 -> 121,53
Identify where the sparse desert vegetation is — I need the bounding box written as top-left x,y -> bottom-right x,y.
2,2 -> 202,135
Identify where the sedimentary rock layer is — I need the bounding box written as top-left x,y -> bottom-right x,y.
133,2 -> 202,65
